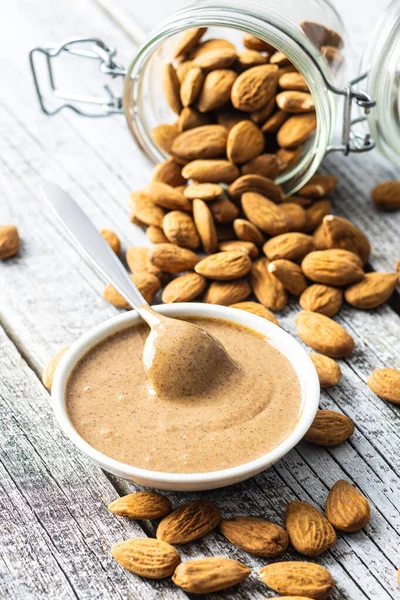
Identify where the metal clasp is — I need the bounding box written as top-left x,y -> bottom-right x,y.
326,71 -> 376,155
29,37 -> 126,117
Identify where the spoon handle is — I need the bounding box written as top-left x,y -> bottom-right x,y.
41,182 -> 150,315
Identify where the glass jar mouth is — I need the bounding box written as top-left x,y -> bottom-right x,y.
124,1 -> 338,195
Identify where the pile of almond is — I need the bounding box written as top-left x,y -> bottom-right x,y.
107,481 -> 370,596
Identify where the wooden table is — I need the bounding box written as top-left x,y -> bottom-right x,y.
1,1 -> 399,598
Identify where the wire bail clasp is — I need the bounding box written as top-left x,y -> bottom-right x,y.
29,37 -> 127,118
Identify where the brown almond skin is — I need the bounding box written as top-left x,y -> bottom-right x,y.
182,160 -> 240,183
250,96 -> 276,124
242,192 -> 289,236
227,120 -> 265,164
251,257 -> 288,312
171,125 -> 228,162
261,110 -> 289,134
236,49 -> 267,70
368,368 -> 400,403
268,259 -> 307,296
180,67 -> 204,107
229,301 -> 279,326
100,229 -> 120,254
190,38 -> 236,59
309,354 -> 342,388
198,69 -> 238,112
325,480 -> 371,532
193,48 -> 237,69
295,310 -> 355,357
146,226 -> 169,244
263,232 -> 314,262
210,197 -> 239,224
277,113 -> 317,148
163,63 -> 182,115
304,409 -> 354,445
151,122 -> 180,155
243,33 -> 276,53
157,499 -> 220,544
242,153 -> 279,179
301,249 -> 365,286
143,182 -> 191,212
111,538 -> 180,579
129,191 -> 166,227
42,348 -> 69,390
234,218 -> 265,246
151,243 -> 200,273
285,501 -> 336,556
173,557 -> 250,593
126,246 -> 163,278
108,491 -> 172,519
184,183 -> 223,201
276,91 -> 315,113
321,214 -> 371,264
231,64 -> 279,112
303,199 -> 332,233
280,203 -> 307,231
229,174 -> 284,203
173,27 -> 207,58
219,240 -> 259,259
276,147 -> 302,172
345,272 -> 398,309
103,273 -> 161,307
217,108 -> 246,130
178,107 -> 211,131
298,174 -> 338,198
259,561 -> 334,600
371,181 -> 400,210
220,516 -> 288,557
299,284 -> 343,317
151,159 -> 186,187
301,20 -> 344,49
203,279 -> 251,306
193,199 -> 218,253
162,273 -> 207,303
162,211 -> 200,249
195,251 -> 252,281
279,71 -> 309,91
0,225 -> 20,259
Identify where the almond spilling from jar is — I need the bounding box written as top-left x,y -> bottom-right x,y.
143,181 -> 191,212
299,284 -> 343,317
162,211 -> 200,249
268,259 -> 308,296
156,499 -> 221,544
277,113 -> 317,148
295,310 -> 355,357
198,69 -> 238,112
325,480 -> 371,532
231,64 -> 279,112
171,124 -> 228,162
220,516 -> 288,557
182,159 -> 240,183
276,91 -> 315,113
320,214 -> 371,264
304,409 -> 354,446
371,180 -> 400,210
251,257 -> 288,312
151,243 -> 200,273
263,232 -> 314,262
173,557 -> 251,594
285,501 -> 336,556
298,174 -> 338,198
242,192 -> 289,236
227,120 -> 265,164
111,538 -> 181,579
195,251 -> 252,280
301,249 -> 364,286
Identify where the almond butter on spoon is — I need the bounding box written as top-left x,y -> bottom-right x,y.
42,183 -> 237,399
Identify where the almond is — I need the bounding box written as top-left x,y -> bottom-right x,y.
171,125 -> 228,162
325,480 -> 370,532
304,409 -> 353,445
277,113 -> 317,148
143,182 -> 191,212
157,499 -> 220,544
371,181 -> 400,210
243,33 -> 276,53
195,251 -> 252,280
126,246 -> 163,278
261,110 -> 289,134
295,310 -> 355,357
301,249 -> 364,286
173,557 -> 250,593
151,158 -> 186,187
298,174 -> 338,198
276,147 -> 302,173
228,174 -> 284,202
151,243 -> 199,273
368,368 -> 400,404
204,278 -> 251,305
263,232 -> 314,261
219,240 -> 259,259
146,225 -> 169,244
229,301 -> 279,326
210,197 -> 239,224
279,72 -> 309,91
111,538 -> 180,579
303,199 -> 332,233
299,284 -> 343,317
236,49 -> 267,70
234,218 -> 265,246
42,347 -> 69,390
180,67 -> 204,107
178,107 -> 210,132
309,353 -> 341,387
259,561 -> 334,600
151,122 -> 180,154
162,211 -> 200,249
301,20 -> 344,49
193,48 -> 237,69
227,120 -> 264,164
268,259 -> 307,295
285,501 -> 336,556
192,199 -> 218,253
242,192 -> 289,235
280,202 -> 307,231
242,153 -> 279,179
250,96 -> 276,124
176,60 -> 194,83
270,51 -> 291,66
198,69 -> 238,112
162,272 -> 207,303
321,215 -> 371,264
108,491 -> 172,519
173,27 -> 207,58
321,45 -> 344,69
162,63 -> 182,115
251,257 -> 288,311
231,64 -> 279,112
103,272 -> 161,307
220,516 -> 288,557
100,229 -> 120,254
129,190 -> 165,227
345,272 -> 398,309
276,91 -> 315,113
190,38 -> 236,59
184,183 -> 223,201
182,159 -> 240,183
0,225 -> 20,259
217,108 -> 246,130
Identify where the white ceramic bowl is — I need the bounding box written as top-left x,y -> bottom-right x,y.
51,303 -> 319,491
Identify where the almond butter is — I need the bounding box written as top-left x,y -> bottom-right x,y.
195,251 -> 252,280
0,225 -> 20,259
304,409 -> 353,445
276,91 -> 315,113
280,202 -> 307,231
325,480 -> 370,532
285,501 -> 336,556
193,48 -> 237,69
309,352 -> 342,388
301,249 -> 364,286
126,246 -> 163,278
163,63 -> 182,115
151,243 -> 199,273
173,557 -> 250,593
295,310 -> 355,357
203,278 -> 251,305
162,272 -> 207,303
180,67 -> 204,107
42,347 -> 69,390
259,561 -> 334,600
279,72 -> 309,91
198,69 -> 238,112
298,174 -> 338,198
231,64 -> 279,111
100,229 -> 120,254
220,516 -> 288,557
236,49 -> 267,70
268,259 -> 307,295
228,174 -> 284,202
242,192 -> 289,235
129,190 -> 165,227
104,272 -> 161,307
321,215 -> 371,264
219,240 -> 259,259
184,183 -> 223,201
171,125 -> 228,162
277,113 -> 317,148
108,491 -> 172,519
192,199 -> 218,253
263,232 -> 314,261
299,284 -> 343,317
261,110 -> 289,134
251,257 -> 288,311
143,182 -> 191,212
151,122 -> 180,154
227,120 -> 265,164
111,538 -> 180,579
345,272 -> 398,309
173,27 -> 207,58
242,153 -> 279,179
368,368 -> 400,404
243,33 -> 276,53
303,199 -> 332,233
371,180 -> 400,210
151,158 -> 186,187
162,211 -> 200,249
146,225 -> 169,244
229,301 -> 280,326
182,159 -> 240,183
157,499 -> 220,544
234,218 -> 265,246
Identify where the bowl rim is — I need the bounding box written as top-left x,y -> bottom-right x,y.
51,303 -> 320,486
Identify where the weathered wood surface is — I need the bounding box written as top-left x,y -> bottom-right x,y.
0,0 -> 399,599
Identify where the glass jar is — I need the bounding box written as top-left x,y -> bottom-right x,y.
29,0 -> 399,195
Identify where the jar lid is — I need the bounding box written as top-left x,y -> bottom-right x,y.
361,0 -> 400,166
